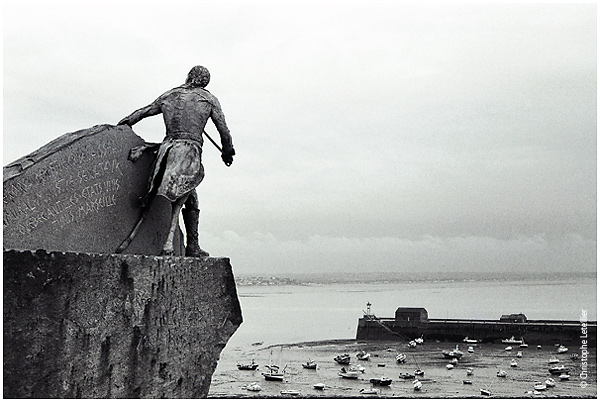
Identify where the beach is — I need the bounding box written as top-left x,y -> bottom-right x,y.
209,339 -> 596,398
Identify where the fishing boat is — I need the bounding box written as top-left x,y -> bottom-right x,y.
408,340 -> 417,348
496,370 -> 507,378
557,345 -> 569,354
356,351 -> 371,361
313,383 -> 326,390
370,377 -> 392,386
413,379 -> 423,391
544,378 -> 556,388
446,363 -> 454,370
246,382 -> 261,392
400,372 -> 416,379
480,388 -> 492,396
302,359 -> 317,369
359,388 -> 378,395
334,353 -> 351,365
516,351 -> 523,358
504,346 -> 513,351
415,336 -> 424,344
237,360 -> 259,370
549,365 -> 569,375
442,345 -> 464,359
414,369 -> 425,376
338,367 -> 360,379
534,382 -> 546,391
396,353 -> 407,363
502,336 -> 524,345
261,365 -> 285,381
510,359 -> 518,367
559,373 -> 570,381
467,346 -> 474,353
280,389 -> 300,396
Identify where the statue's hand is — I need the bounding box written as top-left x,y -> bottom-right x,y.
221,147 -> 235,167
129,146 -> 145,162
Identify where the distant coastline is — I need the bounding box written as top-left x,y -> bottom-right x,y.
235,270 -> 596,286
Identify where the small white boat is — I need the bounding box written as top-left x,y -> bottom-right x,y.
510,359 -> 518,367
338,367 -> 360,379
533,382 -> 546,391
408,340 -> 417,348
359,388 -> 378,395
480,388 -> 492,396
559,373 -> 570,381
502,336 -> 524,345
415,336 -> 424,344
246,382 -> 261,392
467,346 -> 474,353
549,365 -> 569,375
356,351 -> 371,361
352,364 -> 366,373
504,346 -> 513,351
548,358 -> 560,364
450,357 -> 459,365
396,353 -> 407,363
537,345 -> 542,349
544,378 -> 556,388
280,389 -> 300,396
313,383 -> 326,390
466,367 -> 474,376
413,379 -> 423,391
516,351 -> 523,358
463,337 -> 479,344
497,370 -> 507,378
414,369 -> 424,376
442,345 -> 464,359
446,364 -> 454,370
557,345 -> 569,354
519,343 -> 529,348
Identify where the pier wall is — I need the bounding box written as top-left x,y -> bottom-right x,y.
356,317 -> 596,346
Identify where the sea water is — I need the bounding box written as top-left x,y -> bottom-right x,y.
223,275 -> 596,350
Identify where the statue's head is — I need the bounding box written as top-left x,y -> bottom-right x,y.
186,65 -> 211,88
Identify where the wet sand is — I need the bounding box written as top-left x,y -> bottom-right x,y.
209,339 -> 596,398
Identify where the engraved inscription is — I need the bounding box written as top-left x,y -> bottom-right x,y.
3,139 -> 126,235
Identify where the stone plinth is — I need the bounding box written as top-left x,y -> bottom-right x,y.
3,249 -> 242,398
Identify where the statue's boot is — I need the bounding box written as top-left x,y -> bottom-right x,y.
182,207 -> 209,257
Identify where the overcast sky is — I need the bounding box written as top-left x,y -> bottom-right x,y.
3,2 -> 596,275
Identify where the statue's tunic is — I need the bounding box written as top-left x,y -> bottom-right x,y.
149,137 -> 204,202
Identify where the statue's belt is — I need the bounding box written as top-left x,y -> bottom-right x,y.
166,132 -> 203,142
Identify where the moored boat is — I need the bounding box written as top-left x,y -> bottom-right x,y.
557,345 -> 569,354
313,383 -> 326,390
302,359 -> 317,369
396,353 -> 407,363
370,377 -> 392,386
413,379 -> 423,391
544,378 -> 556,387
442,345 -> 464,359
237,359 -> 259,370
280,389 -> 300,396
497,370 -> 507,378
356,351 -> 371,361
549,365 -> 569,375
246,382 -> 261,392
502,336 -> 524,345
534,382 -> 546,391
480,388 -> 492,396
334,353 -> 351,365
359,388 -> 378,395
463,379 -> 473,385
261,364 -> 285,381
400,372 -> 416,379
338,367 -> 360,379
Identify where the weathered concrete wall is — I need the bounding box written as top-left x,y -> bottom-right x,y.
3,249 -> 242,398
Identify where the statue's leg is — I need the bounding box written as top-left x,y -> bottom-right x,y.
161,196 -> 187,256
182,190 -> 209,257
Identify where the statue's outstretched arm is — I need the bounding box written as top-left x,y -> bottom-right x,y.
118,102 -> 161,127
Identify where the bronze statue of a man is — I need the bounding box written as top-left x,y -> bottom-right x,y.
117,65 -> 235,256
